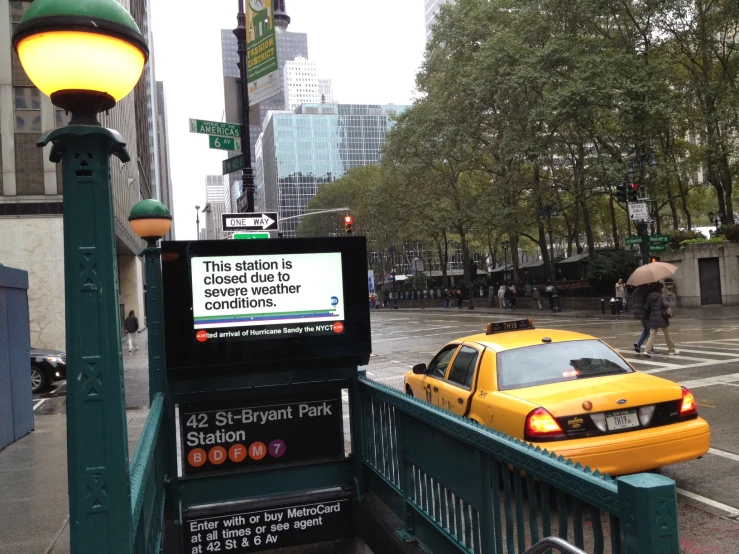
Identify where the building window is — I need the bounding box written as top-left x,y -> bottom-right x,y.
10,1 -> 28,30
14,86 -> 41,133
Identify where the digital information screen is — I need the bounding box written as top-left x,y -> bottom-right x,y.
191,252 -> 345,341
162,237 -> 371,376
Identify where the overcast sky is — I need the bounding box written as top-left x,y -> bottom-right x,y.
150,1 -> 426,240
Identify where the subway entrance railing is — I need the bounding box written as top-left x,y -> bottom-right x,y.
356,371 -> 680,554
129,370 -> 681,553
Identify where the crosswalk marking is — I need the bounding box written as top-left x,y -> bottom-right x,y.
679,372 -> 739,389
671,348 -> 739,357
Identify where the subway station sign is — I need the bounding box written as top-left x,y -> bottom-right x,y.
179,395 -> 344,476
184,493 -> 352,553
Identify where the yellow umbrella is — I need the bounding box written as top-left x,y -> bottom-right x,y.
626,262 -> 678,286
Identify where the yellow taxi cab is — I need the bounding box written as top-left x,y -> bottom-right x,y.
404,319 -> 710,476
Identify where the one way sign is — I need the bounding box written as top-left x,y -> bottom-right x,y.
222,212 -> 279,231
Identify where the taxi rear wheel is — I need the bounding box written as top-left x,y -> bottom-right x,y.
405,385 -> 413,396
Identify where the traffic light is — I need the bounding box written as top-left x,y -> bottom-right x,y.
344,215 -> 354,235
628,183 -> 639,202
616,183 -> 627,203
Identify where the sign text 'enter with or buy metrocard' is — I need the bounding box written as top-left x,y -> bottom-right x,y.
184,495 -> 352,554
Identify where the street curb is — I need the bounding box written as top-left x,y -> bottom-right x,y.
375,307 -> 631,321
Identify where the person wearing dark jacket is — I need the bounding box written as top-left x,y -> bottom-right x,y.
643,283 -> 680,357
631,283 -> 653,353
124,310 -> 139,353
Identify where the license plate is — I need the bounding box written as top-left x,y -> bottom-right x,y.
606,409 -> 639,431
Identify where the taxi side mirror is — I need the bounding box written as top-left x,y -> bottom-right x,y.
412,363 -> 427,374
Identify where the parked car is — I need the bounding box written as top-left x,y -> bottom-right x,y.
30,348 -> 66,393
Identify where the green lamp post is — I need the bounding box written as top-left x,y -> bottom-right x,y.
12,0 -> 148,551
128,199 -> 172,400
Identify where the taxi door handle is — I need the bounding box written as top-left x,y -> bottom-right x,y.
457,398 -> 464,404
433,387 -> 438,392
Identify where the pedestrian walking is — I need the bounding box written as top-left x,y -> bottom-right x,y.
643,283 -> 680,357
443,288 -> 450,308
532,286 -> 542,310
545,282 -> 554,309
631,283 -> 653,353
498,285 -> 506,308
456,289 -> 463,309
124,310 -> 139,353
504,284 -> 513,310
615,278 -> 626,313
510,284 -> 517,309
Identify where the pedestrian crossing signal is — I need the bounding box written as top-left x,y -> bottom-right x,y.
344,215 -> 353,235
651,256 -> 660,263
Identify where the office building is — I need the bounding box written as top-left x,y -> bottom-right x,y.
284,57 -> 320,111
255,103 -> 408,237
156,81 -> 175,240
0,0 -> 157,350
318,79 -> 334,104
425,0 -> 454,42
203,175 -> 227,240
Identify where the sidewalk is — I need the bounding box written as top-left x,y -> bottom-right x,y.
381,303 -> 739,321
0,338 -> 150,554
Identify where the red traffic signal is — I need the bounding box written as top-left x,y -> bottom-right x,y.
344,215 -> 354,235
628,183 -> 639,202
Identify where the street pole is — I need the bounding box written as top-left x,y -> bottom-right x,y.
142,240 -> 166,399
39,125 -> 134,553
234,0 -> 255,213
195,205 -> 200,239
548,211 -> 561,312
503,244 -> 509,284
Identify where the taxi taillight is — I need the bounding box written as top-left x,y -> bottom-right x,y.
679,387 -> 697,417
524,407 -> 566,441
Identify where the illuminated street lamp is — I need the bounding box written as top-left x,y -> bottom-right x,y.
12,0 -> 148,551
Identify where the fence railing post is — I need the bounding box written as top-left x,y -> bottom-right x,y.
617,473 -> 680,554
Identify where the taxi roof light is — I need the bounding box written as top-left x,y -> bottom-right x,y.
524,407 -> 566,441
679,387 -> 696,416
486,319 -> 534,335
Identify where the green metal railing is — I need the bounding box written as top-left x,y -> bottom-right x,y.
357,374 -> 680,554
130,393 -> 167,553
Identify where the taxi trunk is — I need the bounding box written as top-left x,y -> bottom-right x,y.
501,371 -> 682,417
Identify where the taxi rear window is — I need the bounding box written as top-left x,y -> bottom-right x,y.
496,340 -> 633,391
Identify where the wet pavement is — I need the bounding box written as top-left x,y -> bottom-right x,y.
1,332 -> 150,554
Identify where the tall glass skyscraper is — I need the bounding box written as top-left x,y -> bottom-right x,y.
255,103 -> 408,237
425,0 -> 454,42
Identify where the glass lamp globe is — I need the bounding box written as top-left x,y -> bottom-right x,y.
129,199 -> 172,242
12,0 -> 148,119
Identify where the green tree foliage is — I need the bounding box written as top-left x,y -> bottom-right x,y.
297,0 -> 739,290
587,250 -> 640,291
